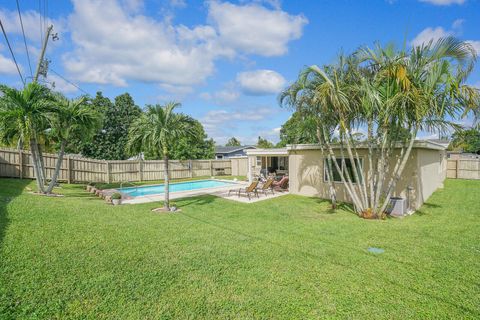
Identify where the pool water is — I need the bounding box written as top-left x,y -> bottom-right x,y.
118,179 -> 237,197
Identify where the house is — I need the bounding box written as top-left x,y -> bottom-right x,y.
246,140 -> 447,212
214,146 -> 256,159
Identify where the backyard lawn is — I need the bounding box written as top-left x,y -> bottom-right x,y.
0,178 -> 479,319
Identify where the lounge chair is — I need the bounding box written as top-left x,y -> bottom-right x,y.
273,176 -> 289,191
228,181 -> 259,200
257,178 -> 274,196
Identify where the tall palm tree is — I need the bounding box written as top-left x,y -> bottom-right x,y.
45,95 -> 101,194
0,83 -> 54,192
126,102 -> 195,210
281,37 -> 478,218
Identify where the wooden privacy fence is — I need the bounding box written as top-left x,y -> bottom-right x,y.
447,159 -> 480,180
0,148 -> 248,183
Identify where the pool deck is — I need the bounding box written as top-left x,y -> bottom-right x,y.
112,179 -> 289,204
119,179 -> 247,204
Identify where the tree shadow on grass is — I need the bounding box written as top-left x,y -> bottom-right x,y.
180,207 -> 478,316
0,178 -> 32,250
313,198 -> 355,214
176,195 -> 218,208
413,202 -> 442,216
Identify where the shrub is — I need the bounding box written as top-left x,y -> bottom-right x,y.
111,193 -> 122,200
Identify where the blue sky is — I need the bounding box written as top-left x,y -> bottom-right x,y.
1,0 -> 479,145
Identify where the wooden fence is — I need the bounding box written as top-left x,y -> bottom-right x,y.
0,148 -> 248,183
446,159 -> 480,180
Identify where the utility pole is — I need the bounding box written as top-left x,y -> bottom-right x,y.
33,24 -> 53,82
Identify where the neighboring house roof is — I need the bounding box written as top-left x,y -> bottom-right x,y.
215,145 -> 256,154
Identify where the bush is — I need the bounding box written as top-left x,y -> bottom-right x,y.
111,193 -> 122,200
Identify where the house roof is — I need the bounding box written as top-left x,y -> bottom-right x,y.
215,145 -> 256,154
286,139 -> 447,151
246,148 -> 289,156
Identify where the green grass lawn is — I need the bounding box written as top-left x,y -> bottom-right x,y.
0,178 -> 479,319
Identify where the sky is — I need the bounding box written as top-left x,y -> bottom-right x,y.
0,0 -> 479,145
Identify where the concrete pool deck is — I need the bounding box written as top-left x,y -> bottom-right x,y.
112,179 -> 289,204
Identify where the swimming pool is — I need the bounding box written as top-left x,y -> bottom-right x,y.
118,179 -> 237,197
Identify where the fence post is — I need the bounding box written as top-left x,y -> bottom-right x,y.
138,159 -> 143,182
455,159 -> 459,179
210,160 -> 213,176
67,156 -> 72,184
106,161 -> 111,183
18,149 -> 23,179
189,160 -> 193,178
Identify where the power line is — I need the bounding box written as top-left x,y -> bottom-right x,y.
16,0 -> 33,78
0,18 -> 25,86
38,0 -> 43,44
49,68 -> 89,95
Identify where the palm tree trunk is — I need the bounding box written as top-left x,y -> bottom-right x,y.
163,155 -> 170,210
29,139 -> 45,193
46,140 -> 66,194
316,127 -> 337,209
377,131 -> 417,215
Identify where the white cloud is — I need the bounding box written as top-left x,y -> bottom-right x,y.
0,53 -> 18,75
411,21 -> 480,55
419,0 -> 465,5
201,107 -> 274,142
62,0 -> 306,90
0,8 -> 66,48
208,1 -> 307,56
466,40 -> 480,54
46,74 -> 79,94
200,89 -> 240,104
63,0 -> 217,87
411,26 -> 452,47
237,69 -> 286,95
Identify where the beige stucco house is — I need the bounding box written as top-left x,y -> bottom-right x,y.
246,140 -> 447,212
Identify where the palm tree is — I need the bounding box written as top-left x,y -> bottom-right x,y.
45,95 -> 101,194
0,83 -> 54,192
281,37 -> 478,218
126,102 -> 195,210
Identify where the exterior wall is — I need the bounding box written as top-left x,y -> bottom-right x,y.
230,157 -> 248,176
288,148 -> 445,210
416,149 -> 447,207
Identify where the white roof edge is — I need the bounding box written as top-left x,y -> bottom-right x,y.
246,148 -> 288,156
286,140 -> 446,151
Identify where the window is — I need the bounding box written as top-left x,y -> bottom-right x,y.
324,158 -> 363,183
216,155 -> 223,159
256,156 -> 262,166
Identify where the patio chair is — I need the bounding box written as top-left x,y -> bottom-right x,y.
257,178 -> 274,196
273,176 -> 289,191
228,181 -> 259,200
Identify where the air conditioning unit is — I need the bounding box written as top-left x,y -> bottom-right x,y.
386,197 -> 406,216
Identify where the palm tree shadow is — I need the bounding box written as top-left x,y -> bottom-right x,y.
177,195 -> 218,208
0,178 -> 32,250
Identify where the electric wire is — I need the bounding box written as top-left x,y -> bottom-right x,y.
0,18 -> 25,86
16,0 -> 33,78
49,68 -> 90,95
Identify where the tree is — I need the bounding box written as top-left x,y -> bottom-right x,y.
126,102 -> 194,210
45,95 -> 101,193
257,136 -> 274,148
450,129 -> 480,154
0,83 -> 54,192
281,37 -> 479,218
73,92 -> 141,160
277,111 -> 317,147
226,137 -> 241,146
146,118 -> 215,160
